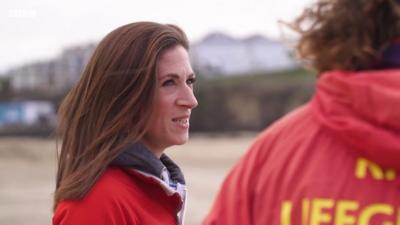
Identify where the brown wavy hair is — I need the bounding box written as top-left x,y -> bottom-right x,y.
288,0 -> 400,73
54,22 -> 189,209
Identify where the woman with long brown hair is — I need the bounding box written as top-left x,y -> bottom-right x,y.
53,22 -> 198,225
203,0 -> 400,224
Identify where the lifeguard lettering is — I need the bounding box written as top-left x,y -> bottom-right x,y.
310,198 -> 334,225
355,158 -> 396,181
334,200 -> 358,225
281,199 -> 399,225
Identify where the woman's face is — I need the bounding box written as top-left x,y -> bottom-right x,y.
142,45 -> 198,157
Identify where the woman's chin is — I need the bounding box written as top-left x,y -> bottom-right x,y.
173,135 -> 189,146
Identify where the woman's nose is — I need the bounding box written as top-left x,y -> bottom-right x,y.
176,87 -> 198,109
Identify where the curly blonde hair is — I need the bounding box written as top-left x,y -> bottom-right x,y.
289,0 -> 400,73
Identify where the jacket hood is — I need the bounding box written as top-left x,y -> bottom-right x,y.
312,70 -> 400,170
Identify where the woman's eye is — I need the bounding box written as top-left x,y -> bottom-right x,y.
186,77 -> 196,85
162,79 -> 175,86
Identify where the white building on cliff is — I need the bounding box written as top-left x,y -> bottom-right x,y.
191,33 -> 298,77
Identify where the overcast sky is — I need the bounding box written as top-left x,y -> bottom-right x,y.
1,0 -> 315,74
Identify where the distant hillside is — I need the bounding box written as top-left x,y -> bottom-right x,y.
0,68 -> 315,136
190,68 -> 316,132
0,33 -> 312,134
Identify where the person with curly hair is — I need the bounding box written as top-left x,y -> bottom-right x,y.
203,0 -> 400,224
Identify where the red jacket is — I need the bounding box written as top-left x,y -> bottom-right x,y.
53,167 -> 184,225
203,70 -> 400,225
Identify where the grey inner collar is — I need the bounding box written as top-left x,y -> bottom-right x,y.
111,143 -> 185,184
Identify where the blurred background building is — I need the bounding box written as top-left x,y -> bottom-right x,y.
7,44 -> 96,94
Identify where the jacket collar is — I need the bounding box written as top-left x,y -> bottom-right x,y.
111,143 -> 185,185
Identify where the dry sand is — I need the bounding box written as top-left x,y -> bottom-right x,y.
0,133 -> 256,225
